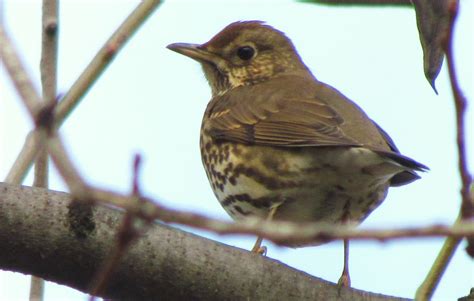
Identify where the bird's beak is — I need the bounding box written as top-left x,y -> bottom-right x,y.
167,43 -> 223,65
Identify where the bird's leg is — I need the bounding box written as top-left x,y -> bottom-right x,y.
337,238 -> 351,288
251,204 -> 280,255
251,237 -> 265,254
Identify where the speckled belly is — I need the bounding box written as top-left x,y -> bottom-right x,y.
200,133 -> 399,227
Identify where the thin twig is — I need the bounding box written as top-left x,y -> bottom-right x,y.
71,184 -> 474,244
20,127 -> 474,245
88,155 -> 149,299
7,127 -> 474,245
30,148 -> 48,301
33,152 -> 49,188
26,128 -> 474,247
30,1 -> 59,299
4,130 -> 42,184
40,0 -> 58,107
54,0 -> 161,126
46,134 -> 88,195
2,0 -> 161,185
0,23 -> 45,184
415,216 -> 462,301
29,277 -> 45,301
34,0 -> 58,189
142,203 -> 474,244
0,25 -> 42,120
416,0 -> 472,299
443,0 -> 473,221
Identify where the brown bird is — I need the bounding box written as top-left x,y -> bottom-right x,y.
167,21 -> 427,287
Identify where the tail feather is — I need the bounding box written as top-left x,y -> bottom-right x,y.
373,149 -> 429,187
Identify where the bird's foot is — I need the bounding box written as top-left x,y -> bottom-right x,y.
337,272 -> 351,288
250,236 -> 267,255
251,245 -> 267,256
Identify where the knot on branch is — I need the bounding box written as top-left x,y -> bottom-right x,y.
34,102 -> 56,132
44,19 -> 58,37
67,200 -> 96,240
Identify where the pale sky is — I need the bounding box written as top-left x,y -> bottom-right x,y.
0,0 -> 473,300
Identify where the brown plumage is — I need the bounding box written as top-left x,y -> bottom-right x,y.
168,21 -> 427,286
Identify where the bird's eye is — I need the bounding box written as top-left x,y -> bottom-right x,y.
237,46 -> 255,60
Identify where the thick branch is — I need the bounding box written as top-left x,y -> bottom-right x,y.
0,183 -> 407,301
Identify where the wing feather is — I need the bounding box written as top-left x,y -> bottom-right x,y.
205,81 -> 358,147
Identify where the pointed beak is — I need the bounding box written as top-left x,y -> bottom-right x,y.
167,43 -> 220,64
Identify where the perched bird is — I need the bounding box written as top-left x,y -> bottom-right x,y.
167,21 -> 427,286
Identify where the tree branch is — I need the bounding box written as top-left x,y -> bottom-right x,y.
1,0 -> 161,186
54,0 -> 161,126
4,130 -> 42,184
0,183 -> 410,301
0,26 -> 42,122
30,0 -> 59,299
415,215 -> 463,301
443,0 -> 473,223
416,1 -> 472,299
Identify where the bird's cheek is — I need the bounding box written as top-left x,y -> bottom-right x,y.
212,59 -> 230,74
228,68 -> 248,87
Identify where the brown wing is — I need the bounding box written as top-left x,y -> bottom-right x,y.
204,79 -> 359,147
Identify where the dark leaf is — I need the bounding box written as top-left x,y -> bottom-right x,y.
458,288 -> 474,301
298,0 -> 411,5
412,0 -> 450,94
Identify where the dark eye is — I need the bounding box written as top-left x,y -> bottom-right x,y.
237,46 -> 255,60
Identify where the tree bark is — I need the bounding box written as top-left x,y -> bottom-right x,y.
0,182 -> 409,300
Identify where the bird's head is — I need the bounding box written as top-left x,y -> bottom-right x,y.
167,21 -> 310,96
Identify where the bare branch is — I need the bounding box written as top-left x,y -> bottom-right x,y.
416,1 -> 473,300
54,0 -> 161,126
0,25 -> 42,120
415,216 -> 463,301
33,152 -> 49,188
40,0 -> 58,106
35,0 -> 59,198
4,130 -> 42,184
0,182 -> 417,301
11,177 -> 472,245
88,154 -> 149,299
30,0 -> 59,299
0,22 -> 48,185
442,0 -> 473,222
29,278 -> 44,301
46,134 -> 88,194
2,0 -> 161,185
17,126 -> 474,248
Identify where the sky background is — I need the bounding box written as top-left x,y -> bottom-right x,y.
0,0 -> 473,300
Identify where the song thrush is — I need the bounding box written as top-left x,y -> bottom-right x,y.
167,21 -> 427,286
